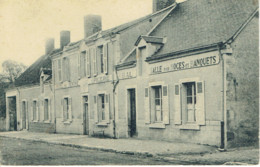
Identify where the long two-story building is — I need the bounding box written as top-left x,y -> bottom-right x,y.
6,0 -> 259,149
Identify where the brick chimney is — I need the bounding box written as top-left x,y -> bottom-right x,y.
153,0 -> 175,13
84,15 -> 102,38
60,31 -> 70,49
45,38 -> 54,55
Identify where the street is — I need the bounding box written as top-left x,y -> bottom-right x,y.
0,137 -> 185,165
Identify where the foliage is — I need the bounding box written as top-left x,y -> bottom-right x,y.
0,60 -> 27,118
1,60 -> 27,83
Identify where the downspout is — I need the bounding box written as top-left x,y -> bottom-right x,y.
219,43 -> 228,150
113,68 -> 119,139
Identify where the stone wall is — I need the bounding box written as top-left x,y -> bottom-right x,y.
226,15 -> 259,147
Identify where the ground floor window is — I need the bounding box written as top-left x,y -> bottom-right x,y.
98,94 -> 105,121
63,98 -> 69,121
152,86 -> 162,122
32,101 -> 37,121
183,82 -> 196,123
44,99 -> 49,121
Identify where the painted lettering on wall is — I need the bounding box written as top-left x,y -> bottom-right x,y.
118,68 -> 137,80
151,54 -> 219,74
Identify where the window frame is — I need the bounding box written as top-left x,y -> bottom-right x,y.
32,99 -> 38,122
43,98 -> 51,122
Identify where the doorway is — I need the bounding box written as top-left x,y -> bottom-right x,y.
128,89 -> 136,137
21,101 -> 27,130
8,97 -> 17,131
83,96 -> 89,135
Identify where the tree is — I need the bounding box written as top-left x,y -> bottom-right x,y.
0,60 -> 27,118
1,60 -> 27,84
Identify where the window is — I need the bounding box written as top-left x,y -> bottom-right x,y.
183,82 -> 196,123
94,93 -> 110,124
32,101 -> 37,121
153,86 -> 162,122
145,84 -> 169,126
98,94 -> 105,121
58,59 -> 62,82
98,45 -> 104,74
63,98 -> 69,121
62,57 -> 70,81
44,99 -> 49,121
174,80 -> 205,126
80,51 -> 86,77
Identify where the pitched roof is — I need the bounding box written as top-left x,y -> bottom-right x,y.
135,35 -> 165,46
85,5 -> 175,43
150,0 -> 258,57
14,52 -> 53,87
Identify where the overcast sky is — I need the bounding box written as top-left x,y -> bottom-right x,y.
0,0 -> 184,72
0,0 -> 154,72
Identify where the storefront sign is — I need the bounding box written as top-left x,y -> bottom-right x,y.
118,68 -> 136,80
150,54 -> 220,74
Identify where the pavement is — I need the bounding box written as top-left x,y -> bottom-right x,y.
0,131 -> 217,158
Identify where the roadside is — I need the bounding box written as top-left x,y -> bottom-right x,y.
0,131 -> 258,165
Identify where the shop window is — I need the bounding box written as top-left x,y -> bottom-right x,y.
62,97 -> 72,121
44,99 -> 49,121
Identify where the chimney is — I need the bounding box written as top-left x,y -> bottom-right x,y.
153,0 -> 175,13
84,15 -> 102,38
60,31 -> 70,48
45,38 -> 54,55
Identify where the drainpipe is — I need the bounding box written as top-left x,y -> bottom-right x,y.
219,43 -> 231,150
112,66 -> 119,139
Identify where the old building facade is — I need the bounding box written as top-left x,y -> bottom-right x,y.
5,0 -> 259,148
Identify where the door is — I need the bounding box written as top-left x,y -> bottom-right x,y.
9,97 -> 17,131
83,96 -> 89,135
22,101 -> 26,129
128,89 -> 136,137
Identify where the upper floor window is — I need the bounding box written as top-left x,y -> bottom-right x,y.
93,44 -> 108,76
57,59 -> 62,82
62,57 -> 70,81
98,46 -> 104,74
80,51 -> 86,78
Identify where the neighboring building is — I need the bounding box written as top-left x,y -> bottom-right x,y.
5,0 -> 258,149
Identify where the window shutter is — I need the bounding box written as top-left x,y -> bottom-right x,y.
196,81 -> 205,125
103,43 -> 108,74
145,87 -> 151,124
94,96 -> 98,123
68,98 -> 72,120
93,48 -> 97,76
86,49 -> 91,77
105,94 -> 110,123
174,84 -> 182,125
31,101 -> 33,121
162,85 -> 170,124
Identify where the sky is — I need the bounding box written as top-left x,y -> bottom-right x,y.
0,0 -> 154,72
